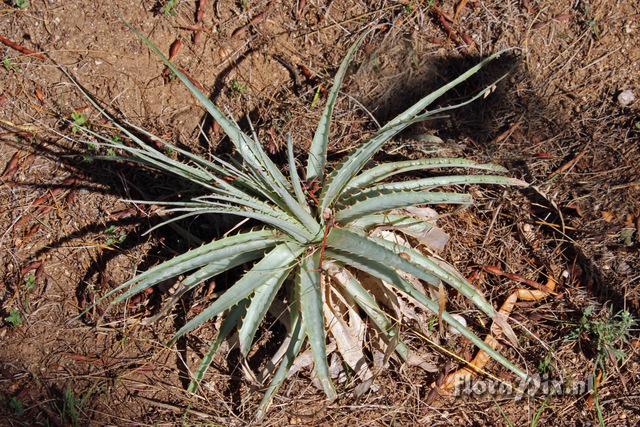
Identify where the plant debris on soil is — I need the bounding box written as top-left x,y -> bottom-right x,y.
1,0 -> 639,425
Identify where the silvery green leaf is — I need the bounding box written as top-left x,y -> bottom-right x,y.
335,191 -> 472,224
298,252 -> 336,399
172,242 -> 303,342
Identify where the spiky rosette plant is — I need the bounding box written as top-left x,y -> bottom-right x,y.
70,27 -> 530,419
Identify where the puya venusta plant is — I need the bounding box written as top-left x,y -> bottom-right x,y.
66,24 -> 530,419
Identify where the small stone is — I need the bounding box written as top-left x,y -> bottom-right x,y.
617,89 -> 635,107
448,314 -> 467,335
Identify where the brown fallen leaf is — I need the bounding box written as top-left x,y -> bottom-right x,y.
21,260 -> 43,275
2,151 -> 21,178
34,87 -> 45,103
482,265 -> 559,296
193,0 -> 208,44
168,38 -> 182,60
232,1 -> 273,38
601,211 -> 614,222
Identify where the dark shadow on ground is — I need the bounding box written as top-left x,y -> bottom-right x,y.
358,51 -> 635,317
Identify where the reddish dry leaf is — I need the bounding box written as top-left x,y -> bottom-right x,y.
168,38 -> 182,60
535,151 -> 553,159
212,120 -> 221,135
34,262 -> 45,282
20,260 -> 43,275
553,13 -> 572,23
296,0 -> 306,17
34,87 -> 45,103
65,190 -> 77,204
196,0 -> 207,22
23,223 -> 40,242
2,151 -> 21,178
176,66 -> 207,92
298,64 -> 315,81
231,1 -> 273,38
482,265 -> 559,295
549,147 -> 588,178
109,207 -> 138,220
193,0 -> 208,44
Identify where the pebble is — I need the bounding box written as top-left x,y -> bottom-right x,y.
448,314 -> 467,335
617,89 -> 635,107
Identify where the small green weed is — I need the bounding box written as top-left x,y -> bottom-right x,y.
24,273 -> 36,291
62,387 -> 80,426
537,351 -> 553,374
2,56 -> 18,72
104,225 -> 127,246
568,306 -> 635,372
161,0 -> 179,16
229,79 -> 247,95
4,309 -> 22,327
71,111 -> 87,133
12,0 -> 29,9
8,396 -> 24,416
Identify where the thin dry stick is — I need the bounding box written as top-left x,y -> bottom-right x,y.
0,34 -> 46,60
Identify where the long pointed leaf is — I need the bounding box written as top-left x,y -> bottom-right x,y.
368,232 -> 495,319
238,266 -> 291,356
298,252 -> 336,399
172,242 -> 303,343
325,248 -> 528,380
101,230 -> 278,304
326,228 -> 440,287
320,51 -> 508,211
287,134 -> 309,208
306,30 -> 371,182
335,191 -> 472,224
187,301 -> 248,393
341,175 -> 528,206
345,158 -> 510,192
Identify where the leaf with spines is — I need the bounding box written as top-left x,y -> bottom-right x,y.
335,190 -> 472,224
298,251 -> 336,399
319,52 -> 510,212
324,246 -> 528,380
345,158 -> 510,192
340,175 -> 528,207
306,30 -> 372,182
101,230 -> 280,306
172,242 -> 304,343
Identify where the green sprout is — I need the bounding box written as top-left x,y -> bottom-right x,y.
71,111 -> 87,134
2,56 -> 18,72
12,0 -> 29,9
161,0 -> 179,16
5,309 -> 22,327
229,79 -> 247,95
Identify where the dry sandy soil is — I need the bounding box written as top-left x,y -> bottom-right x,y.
1,0 -> 639,425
